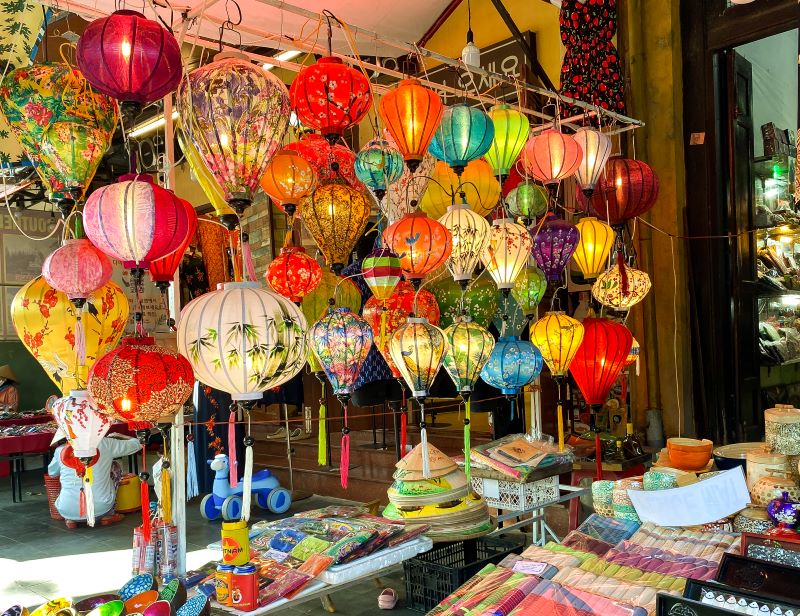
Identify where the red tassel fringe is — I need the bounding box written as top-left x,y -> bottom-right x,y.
79,487 -> 86,519
400,413 -> 407,455
340,434 -> 350,489
140,475 -> 151,542
618,252 -> 629,296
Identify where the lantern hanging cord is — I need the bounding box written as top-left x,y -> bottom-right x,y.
1,177 -> 65,241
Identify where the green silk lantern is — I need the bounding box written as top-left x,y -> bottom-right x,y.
493,292 -> 528,337
429,274 -> 497,329
39,122 -> 107,204
484,103 -> 530,179
506,181 -> 548,224
511,264 -> 548,318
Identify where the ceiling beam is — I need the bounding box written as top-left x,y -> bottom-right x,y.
417,0 -> 464,47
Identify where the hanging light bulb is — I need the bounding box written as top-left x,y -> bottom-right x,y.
439,201 -> 491,287
522,128 -> 583,185
572,217 -> 615,280
461,0 -> 480,68
428,103 -> 494,176
481,218 -> 532,293
484,103 -> 530,180
573,128 -> 612,199
384,211 -> 452,287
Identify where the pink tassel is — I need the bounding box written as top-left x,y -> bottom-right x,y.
340,402 -> 350,489
140,473 -> 151,543
242,238 -> 257,282
618,252 -> 629,296
79,486 -> 86,518
75,317 -> 86,366
228,407 -> 238,488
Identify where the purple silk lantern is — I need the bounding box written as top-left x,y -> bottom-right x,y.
532,214 -> 580,282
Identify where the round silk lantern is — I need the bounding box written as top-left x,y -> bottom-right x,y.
285,133 -> 362,189
506,181 -> 548,224
77,10 -> 182,115
532,215 -> 580,282
592,262 -> 652,310
484,103 -> 530,178
439,202 -> 491,286
586,157 -> 660,225
88,336 -> 193,428
42,239 -> 113,306
379,79 -> 443,171
178,53 -> 291,212
430,274 -> 496,329
12,277 -> 128,394
511,264 -> 547,318
442,317 -> 494,396
480,336 -> 542,396
260,150 -> 316,217
354,140 -> 404,200
84,174 -> 190,269
362,247 -> 402,302
569,318 -> 632,406
572,217 -> 614,280
266,246 -> 322,303
428,103 -> 494,175
178,282 -> 309,400
530,311 -> 584,377
290,57 -> 372,143
48,389 -> 112,459
573,128 -> 612,198
625,337 -> 641,374
148,194 -> 198,289
384,211 -> 452,286
300,182 -> 371,274
419,159 -> 500,219
481,219 -> 532,292
301,270 -> 362,324
522,129 -> 582,185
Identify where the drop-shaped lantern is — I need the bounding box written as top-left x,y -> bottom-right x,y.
529,311 -> 584,378
260,150 -> 316,218
84,174 -> 191,269
311,307 -> 373,400
301,270 -> 362,324
178,53 -> 291,213
384,211 -> 452,286
484,103 -> 530,179
592,262 -> 652,310
439,202 -> 491,286
42,239 -> 113,307
418,159 -> 500,219
362,247 -> 403,302
48,389 -> 112,459
492,292 -> 528,337
290,57 -> 373,144
39,123 -> 108,204
382,151 -> 435,224
506,181 -> 548,224
285,133 -> 363,189
480,336 -> 542,396
569,317 -> 632,406
522,129 -> 583,185
625,337 -> 641,374
532,214 -> 580,282
379,79 -> 443,171
442,316 -> 494,396
573,128 -> 612,199
148,194 -> 198,291
511,263 -> 547,318
430,273 -> 497,329
390,317 -> 447,399
77,10 -> 183,117
354,140 -> 404,200
481,218 -> 532,292
585,157 -> 660,225
178,282 -> 309,400
428,103 -> 494,175
300,181 -> 371,275
266,246 -> 323,303
572,217 -> 614,280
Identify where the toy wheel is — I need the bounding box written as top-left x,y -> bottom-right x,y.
221,495 -> 242,520
256,491 -> 270,510
200,494 -> 219,521
266,488 -> 291,514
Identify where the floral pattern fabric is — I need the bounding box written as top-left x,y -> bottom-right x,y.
310,308 -> 373,397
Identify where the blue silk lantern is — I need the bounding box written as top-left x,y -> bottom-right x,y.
481,336 -> 542,397
428,103 -> 494,176
354,139 -> 404,200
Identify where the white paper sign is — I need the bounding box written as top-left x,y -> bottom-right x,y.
482,478 -> 501,499
512,560 -> 549,575
627,467 -> 750,527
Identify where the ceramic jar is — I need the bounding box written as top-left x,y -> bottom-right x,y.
751,469 -> 800,507
765,405 -> 800,455
733,506 -> 775,534
767,491 -> 800,528
746,446 -> 788,491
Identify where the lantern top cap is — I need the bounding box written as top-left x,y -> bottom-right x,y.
498,335 -> 519,342
111,9 -> 147,17
579,217 -> 599,222
69,389 -> 89,396
447,202 -> 472,212
491,103 -> 513,111
455,314 -> 474,324
280,245 -> 306,254
317,56 -> 343,65
406,317 -> 429,324
398,78 -> 422,87
121,336 -> 156,346
493,217 -> 515,225
118,173 -> 155,184
544,310 -> 567,316
214,51 -> 250,63
223,281 -> 261,291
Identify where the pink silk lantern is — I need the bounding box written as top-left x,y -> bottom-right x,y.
522,129 -> 583,185
42,239 -> 113,306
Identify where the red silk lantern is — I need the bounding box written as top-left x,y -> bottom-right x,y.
522,129 -> 583,185
76,10 -> 183,116
379,79 -> 443,171
569,317 -> 632,406
285,134 -> 363,189
42,239 -> 113,306
148,194 -> 198,289
289,57 -> 372,144
383,211 -> 452,286
266,246 -> 323,303
584,157 -> 660,225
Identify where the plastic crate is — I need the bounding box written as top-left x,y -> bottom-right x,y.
402,535 -> 525,612
471,473 -> 559,511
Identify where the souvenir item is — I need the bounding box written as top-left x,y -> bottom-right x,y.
767,493 -> 800,528
119,574 -> 156,602
752,470 -> 800,507
766,406 -> 800,455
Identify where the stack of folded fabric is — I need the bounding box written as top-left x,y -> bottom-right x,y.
576,514 -> 641,545
578,557 -> 687,592
625,522 -> 739,562
603,541 -> 719,580
508,578 -> 648,616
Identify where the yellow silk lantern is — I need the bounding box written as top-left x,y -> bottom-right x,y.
12,277 -> 129,394
177,125 -> 234,219
418,159 -> 500,219
572,217 -> 614,279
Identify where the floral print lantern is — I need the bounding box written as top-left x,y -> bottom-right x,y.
481,336 -> 542,396
260,150 -> 317,218
362,247 -> 403,302
48,389 -> 112,459
285,133 -> 363,189
428,103 -> 494,176
523,129 -> 583,185
532,214 -> 580,282
511,263 -> 548,318
39,123 -> 108,205
481,219 -> 532,293
573,128 -> 612,199
384,211 -> 452,287
430,274 -> 497,329
592,261 -> 652,310
569,317 -> 632,406
379,79 -> 443,171
572,217 -> 614,280
266,246 -> 323,304
439,202 -> 491,286
585,157 -> 660,225
354,140 -> 404,200
178,53 -> 291,213
419,159 -> 500,219
301,270 -> 362,324
290,57 -> 373,144
484,103 -> 530,179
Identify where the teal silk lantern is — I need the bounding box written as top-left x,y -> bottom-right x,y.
481,336 -> 543,396
511,264 -> 548,318
428,103 -> 494,176
354,139 -> 404,200
493,293 -> 528,337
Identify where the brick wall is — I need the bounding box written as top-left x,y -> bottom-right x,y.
241,192 -> 274,280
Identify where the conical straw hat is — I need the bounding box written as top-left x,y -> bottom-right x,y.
395,442 -> 457,480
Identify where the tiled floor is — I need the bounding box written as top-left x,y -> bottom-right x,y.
0,469 -> 419,615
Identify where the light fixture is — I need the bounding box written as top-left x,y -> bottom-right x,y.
262,49 -> 302,71
461,0 -> 480,68
129,111 -> 179,138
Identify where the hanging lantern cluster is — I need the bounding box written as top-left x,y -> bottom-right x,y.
428,103 -> 494,175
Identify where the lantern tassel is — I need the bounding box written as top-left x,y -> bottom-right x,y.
510,397 -> 515,421
79,484 -> 86,519
421,425 -> 431,479
84,466 -> 95,527
75,316 -> 86,366
242,237 -> 257,282
380,309 -> 387,349
186,434 -> 199,501
241,439 -> 253,522
140,467 -> 151,543
595,431 -> 603,482
617,252 -> 629,296
160,464 -> 172,524
340,402 -> 350,489
228,405 -> 237,489
556,380 -> 565,452
317,396 -> 327,466
463,398 -> 471,485
400,410 -> 407,455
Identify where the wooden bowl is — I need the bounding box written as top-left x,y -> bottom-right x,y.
125,592 -> 158,614
667,438 -> 713,470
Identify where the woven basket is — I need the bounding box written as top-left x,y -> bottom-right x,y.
44,473 -> 63,520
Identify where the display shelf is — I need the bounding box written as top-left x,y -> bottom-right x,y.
572,452 -> 652,472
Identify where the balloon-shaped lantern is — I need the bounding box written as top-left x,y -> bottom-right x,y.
354,140 -> 404,200
302,270 -> 362,325
178,54 -> 291,213
260,150 -> 316,218
39,123 -> 108,204
379,79 -> 443,171
382,149 -> 434,224
585,157 -> 659,225
511,263 -> 547,318
266,246 -> 323,303
362,247 -> 403,302
439,202 -> 491,286
484,103 -> 530,179
506,181 -> 548,224
592,262 -> 652,310
290,57 -> 372,144
481,219 -> 532,293
42,239 -> 113,307
285,133 -> 362,189
430,274 -> 497,329
428,103 -> 494,175
570,317 -> 632,406
572,217 -> 614,280
573,128 -> 612,199
419,159 -> 500,219
481,336 -> 542,396
532,214 -> 580,282
522,129 -> 583,186
384,211 -> 452,287
301,181 -> 371,274
12,278 -> 129,394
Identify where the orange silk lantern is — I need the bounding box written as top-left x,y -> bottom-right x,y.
259,149 -> 316,217
383,211 -> 452,287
